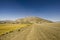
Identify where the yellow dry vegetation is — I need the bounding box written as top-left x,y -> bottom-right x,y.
0,24 -> 31,35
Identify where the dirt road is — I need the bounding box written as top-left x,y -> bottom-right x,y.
0,24 -> 60,40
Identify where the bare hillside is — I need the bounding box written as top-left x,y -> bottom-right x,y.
16,16 -> 53,24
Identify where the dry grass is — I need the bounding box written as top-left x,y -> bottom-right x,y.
0,24 -> 31,35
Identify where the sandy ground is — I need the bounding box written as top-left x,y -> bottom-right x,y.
0,23 -> 60,40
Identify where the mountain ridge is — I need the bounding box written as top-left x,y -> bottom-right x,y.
16,16 -> 53,24
0,16 -> 53,24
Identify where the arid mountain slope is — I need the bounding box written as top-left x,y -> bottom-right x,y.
0,17 -> 53,24
16,16 -> 53,24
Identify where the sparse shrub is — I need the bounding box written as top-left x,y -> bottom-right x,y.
6,32 -> 8,34
9,31 -> 13,33
2,34 -> 5,36
18,29 -> 20,31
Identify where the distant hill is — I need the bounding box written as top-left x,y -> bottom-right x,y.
16,16 -> 53,24
0,20 -> 14,24
0,16 -> 53,24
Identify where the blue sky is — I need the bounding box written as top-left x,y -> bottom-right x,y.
0,0 -> 60,21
